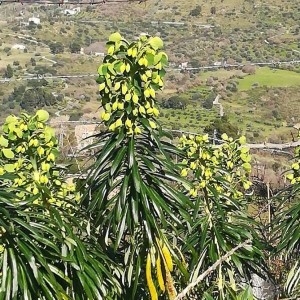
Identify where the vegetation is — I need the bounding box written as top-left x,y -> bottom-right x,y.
1,0 -> 300,143
1,33 -> 300,300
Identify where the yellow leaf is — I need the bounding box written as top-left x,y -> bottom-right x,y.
139,106 -> 146,114
156,255 -> 165,292
134,126 -> 142,135
144,89 -> 150,98
147,107 -> 154,115
125,93 -> 132,101
122,84 -> 128,95
132,94 -> 139,103
99,82 -> 106,91
120,63 -> 126,73
127,48 -> 133,56
109,123 -> 116,131
221,133 -> 229,141
132,47 -> 137,58
181,168 -> 188,177
162,245 -> 173,272
149,121 -> 157,129
114,82 -> 121,91
107,45 -> 114,55
115,118 -> 122,128
118,102 -> 124,110
112,102 -> 118,111
125,119 -> 133,128
146,253 -> 158,300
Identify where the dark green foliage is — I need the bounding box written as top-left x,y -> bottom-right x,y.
20,88 -> 57,111
0,184 -> 120,299
161,95 -> 188,109
205,116 -> 239,140
49,42 -> 64,54
4,64 -> 13,78
69,41 -> 81,53
189,5 -> 202,17
202,91 -> 216,109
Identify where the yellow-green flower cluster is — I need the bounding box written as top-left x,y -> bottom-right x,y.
179,133 -> 252,199
286,136 -> 300,184
97,32 -> 167,135
0,110 -> 80,208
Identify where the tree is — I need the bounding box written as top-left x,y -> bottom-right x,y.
5,64 -> 13,78
161,95 -> 188,109
49,42 -> 64,54
202,91 -> 216,109
69,41 -> 81,53
211,6 -> 217,15
30,57 -> 36,66
189,5 -> 202,17
205,116 -> 240,140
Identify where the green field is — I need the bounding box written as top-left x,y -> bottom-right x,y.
238,67 -> 300,91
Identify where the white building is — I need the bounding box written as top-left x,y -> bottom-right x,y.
180,62 -> 188,69
64,7 -> 81,16
94,52 -> 105,57
12,44 -> 26,50
28,17 -> 40,25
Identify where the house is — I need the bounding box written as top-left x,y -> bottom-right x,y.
64,7 -> 81,16
28,17 -> 40,25
94,52 -> 105,57
12,44 -> 26,50
83,41 -> 106,56
74,124 -> 97,151
213,61 -> 222,66
179,62 -> 188,69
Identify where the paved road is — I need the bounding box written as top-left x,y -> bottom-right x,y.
1,59 -> 300,84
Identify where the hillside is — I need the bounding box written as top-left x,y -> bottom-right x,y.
0,0 -> 299,144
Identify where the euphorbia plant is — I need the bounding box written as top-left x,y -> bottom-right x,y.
273,131 -> 300,297
177,133 -> 266,298
81,32 -> 193,299
0,110 -> 77,206
0,110 -> 121,299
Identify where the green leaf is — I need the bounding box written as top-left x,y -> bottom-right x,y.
153,52 -> 163,65
148,37 -> 163,50
132,162 -> 141,193
110,147 -> 127,176
145,52 -> 154,65
5,115 -> 18,124
2,148 -> 14,159
35,110 -> 49,122
98,64 -> 108,76
44,126 -> 55,142
109,32 -> 122,43
0,136 -> 9,147
128,137 -> 135,168
160,52 -> 168,66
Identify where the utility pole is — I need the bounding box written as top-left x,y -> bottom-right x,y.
213,129 -> 217,145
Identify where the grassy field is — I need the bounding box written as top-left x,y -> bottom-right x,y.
238,67 -> 300,91
158,103 -> 218,133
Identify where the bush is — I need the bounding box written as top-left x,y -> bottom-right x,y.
189,5 -> 202,16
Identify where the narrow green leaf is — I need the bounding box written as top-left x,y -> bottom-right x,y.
110,147 -> 126,176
